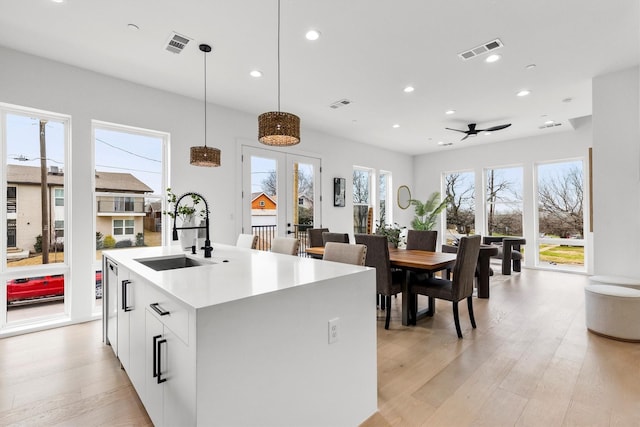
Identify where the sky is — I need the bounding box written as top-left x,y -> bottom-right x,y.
6,114 -> 164,195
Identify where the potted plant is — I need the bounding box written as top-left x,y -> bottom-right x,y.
163,188 -> 206,249
375,219 -> 405,248
409,191 -> 450,231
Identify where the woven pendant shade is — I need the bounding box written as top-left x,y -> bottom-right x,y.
190,43 -> 221,167
258,111 -> 300,146
190,145 -> 221,167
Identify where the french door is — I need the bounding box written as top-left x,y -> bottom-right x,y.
241,146 -> 321,249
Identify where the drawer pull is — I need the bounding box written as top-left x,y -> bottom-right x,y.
150,302 -> 170,316
122,280 -> 132,312
152,334 -> 162,378
157,338 -> 167,384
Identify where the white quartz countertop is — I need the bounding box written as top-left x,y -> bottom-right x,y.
103,244 -> 371,310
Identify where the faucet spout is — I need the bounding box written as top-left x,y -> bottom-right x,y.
172,192 -> 212,258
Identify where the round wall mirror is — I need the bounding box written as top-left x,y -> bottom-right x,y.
397,185 -> 411,209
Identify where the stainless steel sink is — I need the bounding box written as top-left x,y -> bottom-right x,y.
135,255 -> 214,271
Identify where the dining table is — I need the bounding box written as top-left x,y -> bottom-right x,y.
305,246 -> 457,326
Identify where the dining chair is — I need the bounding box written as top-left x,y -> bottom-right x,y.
405,230 -> 438,282
236,233 -> 258,249
409,235 -> 481,338
307,228 -> 329,247
354,233 -> 404,329
271,237 -> 300,256
405,230 -> 437,251
322,232 -> 350,245
322,242 -> 367,266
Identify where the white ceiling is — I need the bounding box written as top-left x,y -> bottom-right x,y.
0,0 -> 638,155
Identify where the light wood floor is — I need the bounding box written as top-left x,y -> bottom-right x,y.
1,269 -> 639,426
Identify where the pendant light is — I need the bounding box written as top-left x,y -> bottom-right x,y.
258,0 -> 300,146
190,43 -> 221,167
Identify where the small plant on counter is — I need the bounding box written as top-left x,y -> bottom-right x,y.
163,188 -> 205,222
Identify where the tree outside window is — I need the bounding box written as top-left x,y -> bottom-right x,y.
353,169 -> 371,234
486,167 -> 523,236
444,171 -> 475,240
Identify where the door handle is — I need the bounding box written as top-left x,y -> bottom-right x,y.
152,334 -> 162,378
157,338 -> 167,384
122,280 -> 132,312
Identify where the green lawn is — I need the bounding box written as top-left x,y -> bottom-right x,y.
539,244 -> 584,265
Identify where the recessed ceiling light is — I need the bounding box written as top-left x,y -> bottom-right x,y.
438,141 -> 453,146
517,89 -> 531,97
403,86 -> 415,93
127,24 -> 140,31
445,110 -> 456,115
484,132 -> 492,136
51,0 -> 65,3
392,124 -> 400,128
485,54 -> 501,63
544,120 -> 555,125
250,70 -> 263,78
305,30 -> 321,41
525,64 -> 537,70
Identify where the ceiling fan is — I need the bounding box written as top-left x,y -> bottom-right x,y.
446,123 -> 511,141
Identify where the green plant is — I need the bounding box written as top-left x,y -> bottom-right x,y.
410,192 -> 450,231
34,235 -> 42,253
96,232 -> 104,249
135,232 -> 145,246
103,234 -> 116,249
375,220 -> 404,248
163,188 -> 205,222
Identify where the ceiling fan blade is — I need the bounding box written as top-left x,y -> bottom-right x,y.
481,123 -> 512,132
460,134 -> 469,141
445,127 -> 468,133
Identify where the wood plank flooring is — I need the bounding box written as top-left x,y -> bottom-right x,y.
1,268 -> 639,426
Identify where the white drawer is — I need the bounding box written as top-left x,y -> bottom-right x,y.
146,284 -> 190,345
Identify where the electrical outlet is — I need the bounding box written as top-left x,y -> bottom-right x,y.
328,318 -> 340,344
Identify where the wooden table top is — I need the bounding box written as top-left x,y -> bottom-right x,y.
306,246 -> 457,271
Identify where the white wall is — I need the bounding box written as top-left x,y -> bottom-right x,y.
0,46 -> 412,327
592,66 -> 640,277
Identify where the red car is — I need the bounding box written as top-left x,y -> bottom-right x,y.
7,272 -> 103,303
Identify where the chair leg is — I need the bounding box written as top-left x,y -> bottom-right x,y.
453,301 -> 462,338
385,296 -> 391,330
467,296 -> 476,329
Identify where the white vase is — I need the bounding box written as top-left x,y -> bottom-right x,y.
179,215 -> 197,251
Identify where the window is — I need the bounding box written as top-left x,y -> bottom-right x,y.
379,171 -> 391,225
444,171 -> 475,243
485,166 -> 523,236
298,197 -> 304,206
536,160 -> 585,270
113,219 -> 135,236
353,168 -> 372,234
114,196 -> 135,212
54,188 -> 64,206
7,187 -> 16,213
259,200 -> 266,207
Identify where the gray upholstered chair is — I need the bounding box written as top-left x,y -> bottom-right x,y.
482,236 -> 525,275
308,228 -> 329,247
409,235 -> 481,338
322,232 -> 350,245
322,242 -> 367,266
405,230 -> 437,251
354,233 -> 404,329
236,233 -> 258,249
271,237 -> 300,255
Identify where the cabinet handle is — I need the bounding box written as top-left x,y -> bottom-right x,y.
150,302 -> 170,316
122,280 -> 132,312
152,334 -> 162,378
157,338 -> 167,384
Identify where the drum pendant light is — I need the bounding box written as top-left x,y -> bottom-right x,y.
190,43 -> 221,167
258,0 -> 300,146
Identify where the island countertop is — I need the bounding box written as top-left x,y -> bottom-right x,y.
102,243 -> 372,310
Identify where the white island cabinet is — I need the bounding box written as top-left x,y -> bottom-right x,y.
103,244 -> 377,427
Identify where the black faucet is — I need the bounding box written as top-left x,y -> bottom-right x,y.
171,192 -> 213,258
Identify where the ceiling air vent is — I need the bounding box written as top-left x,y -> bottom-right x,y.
165,32 -> 192,54
458,38 -> 503,61
539,122 -> 562,130
329,99 -> 352,109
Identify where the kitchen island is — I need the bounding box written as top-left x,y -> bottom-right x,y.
103,244 -> 377,427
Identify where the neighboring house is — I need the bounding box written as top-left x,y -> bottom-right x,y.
145,201 -> 162,232
95,170 -> 153,244
7,164 -> 152,253
251,192 -> 277,226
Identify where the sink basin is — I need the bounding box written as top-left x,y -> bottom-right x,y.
135,255 -> 213,271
